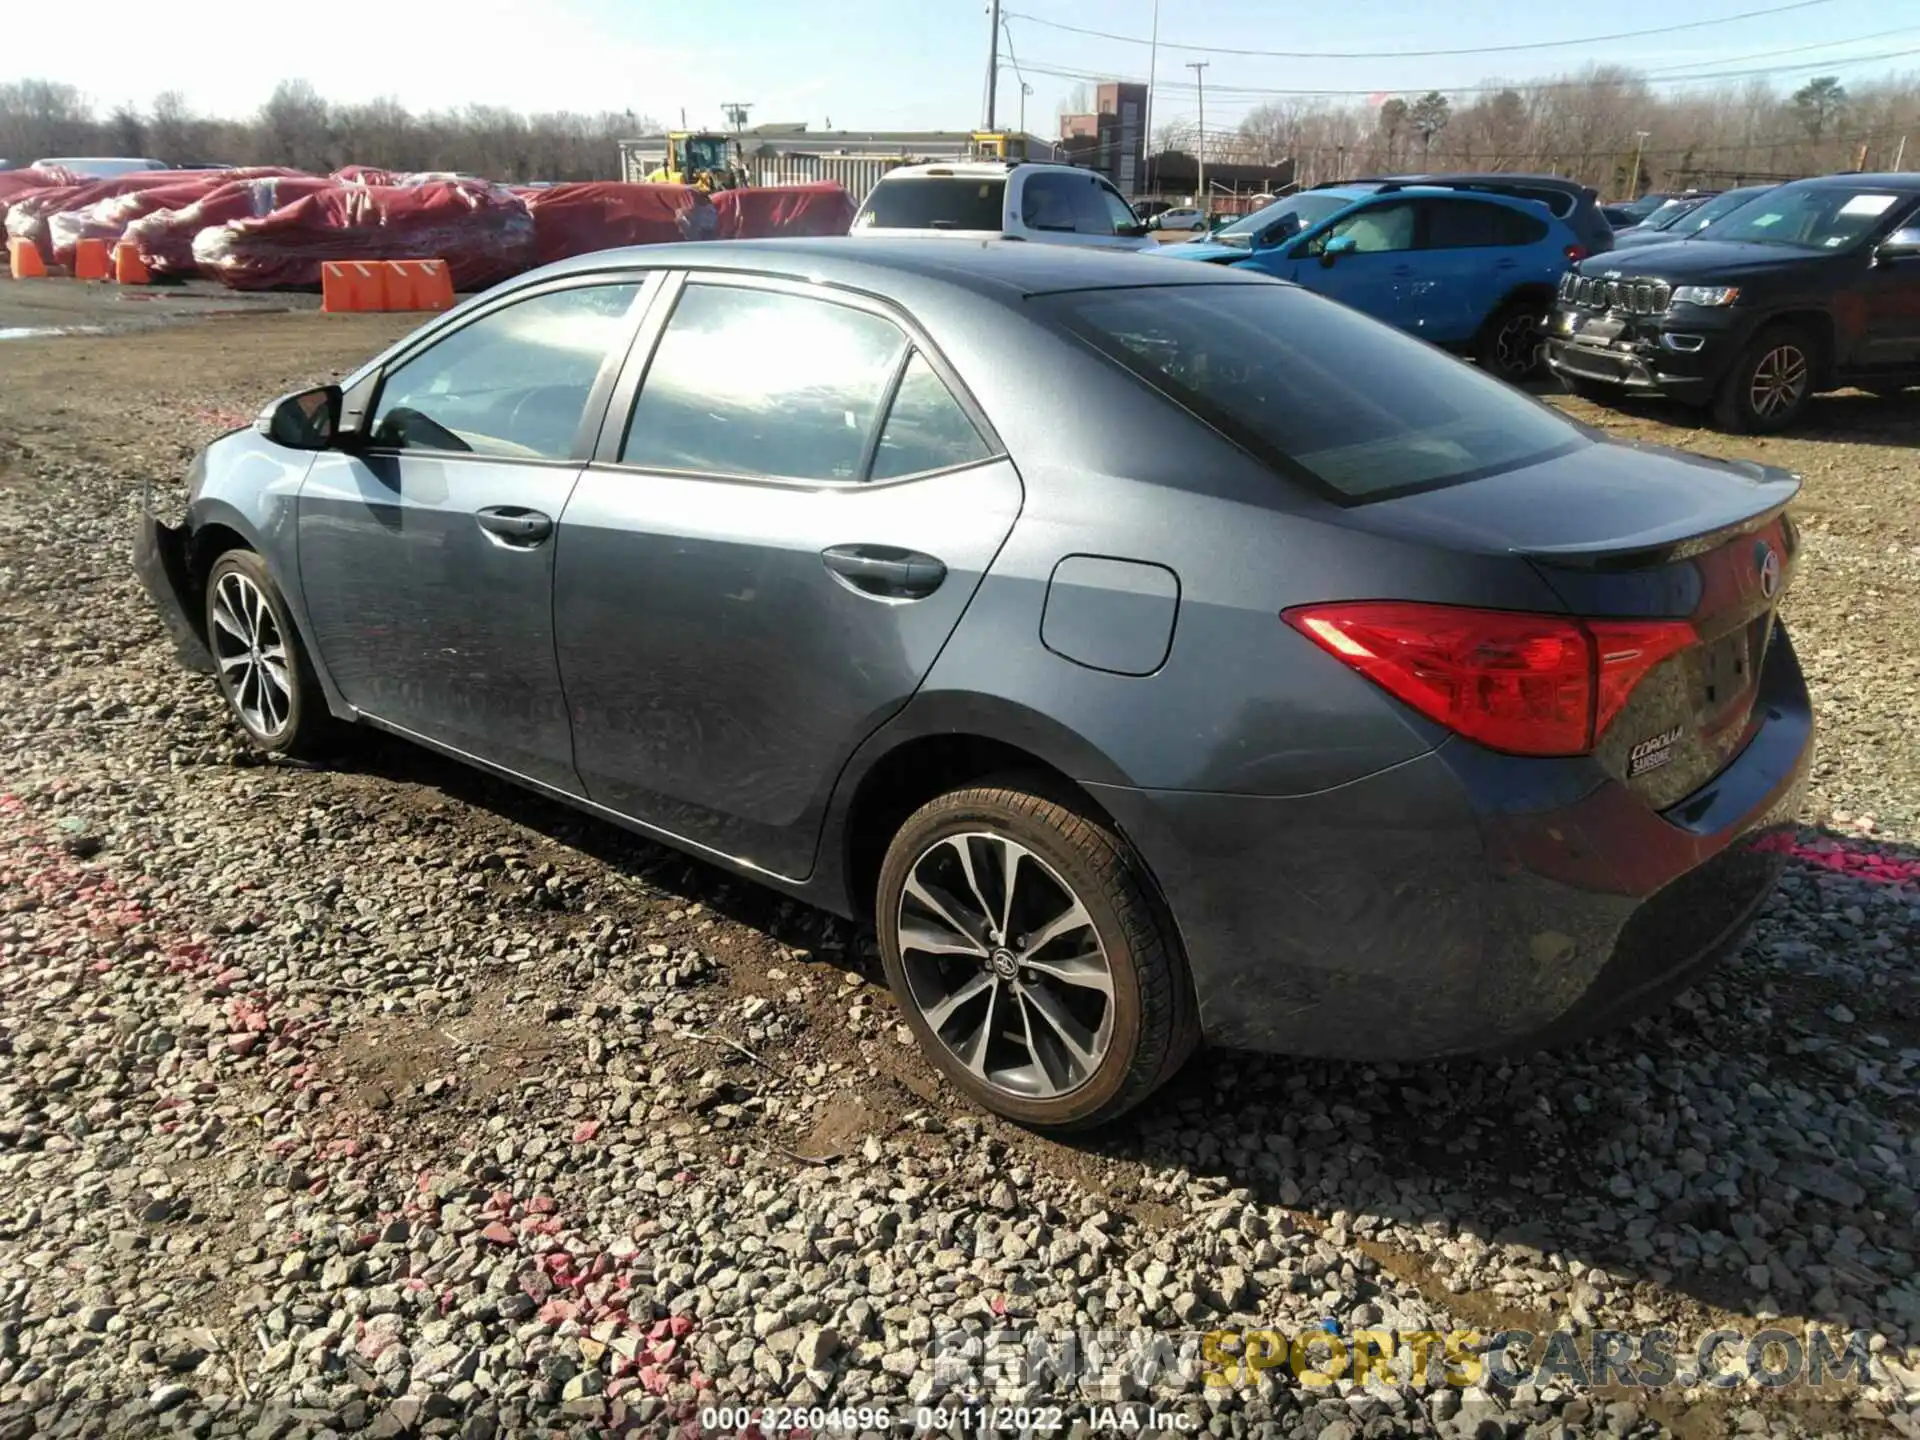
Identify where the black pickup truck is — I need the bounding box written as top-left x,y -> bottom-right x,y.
1544,172 -> 1920,432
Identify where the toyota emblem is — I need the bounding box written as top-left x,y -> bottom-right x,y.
1755,541 -> 1781,599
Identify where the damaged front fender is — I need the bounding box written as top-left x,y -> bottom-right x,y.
133,486 -> 214,675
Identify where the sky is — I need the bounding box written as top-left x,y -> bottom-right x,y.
11,0 -> 1919,139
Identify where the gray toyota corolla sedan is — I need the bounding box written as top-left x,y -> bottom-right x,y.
136,239 -> 1813,1130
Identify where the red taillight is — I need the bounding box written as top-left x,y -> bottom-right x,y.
1283,603 -> 1695,757
1565,244 -> 1587,263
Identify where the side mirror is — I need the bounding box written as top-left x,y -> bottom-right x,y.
1118,221 -> 1150,238
256,384 -> 342,450
1320,233 -> 1358,267
1876,226 -> 1920,262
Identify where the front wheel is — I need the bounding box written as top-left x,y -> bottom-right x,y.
1476,300 -> 1548,382
876,782 -> 1199,1130
204,549 -> 336,759
1712,324 -> 1818,433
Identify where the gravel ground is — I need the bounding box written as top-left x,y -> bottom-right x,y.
0,314 -> 1917,1440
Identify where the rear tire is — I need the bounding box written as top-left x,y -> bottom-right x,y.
1476,299 -> 1548,382
204,549 -> 337,760
876,781 -> 1199,1131
1711,324 -> 1818,434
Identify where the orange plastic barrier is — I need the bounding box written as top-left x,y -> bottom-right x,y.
383,259 -> 454,311
321,259 -> 454,312
320,261 -> 384,312
113,241 -> 151,284
71,238 -> 111,280
8,238 -> 48,279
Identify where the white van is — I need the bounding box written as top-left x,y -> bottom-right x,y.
851,161 -> 1156,251
32,157 -> 169,179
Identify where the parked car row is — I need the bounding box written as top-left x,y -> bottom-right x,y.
1547,172 -> 1920,431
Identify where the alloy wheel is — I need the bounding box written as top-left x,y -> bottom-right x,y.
1493,312 -> 1542,377
1748,344 -> 1809,420
895,832 -> 1115,1100
209,570 -> 293,739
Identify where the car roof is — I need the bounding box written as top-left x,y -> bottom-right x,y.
530,236 -> 1270,300
876,161 -> 1081,180
1787,171 -> 1920,194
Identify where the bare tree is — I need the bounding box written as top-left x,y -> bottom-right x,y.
1377,98 -> 1409,169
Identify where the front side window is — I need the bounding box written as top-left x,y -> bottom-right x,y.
1697,187 -> 1912,251
621,284 -> 908,481
1048,283 -> 1584,502
1305,200 -> 1418,255
1081,180 -> 1140,236
369,284 -> 641,459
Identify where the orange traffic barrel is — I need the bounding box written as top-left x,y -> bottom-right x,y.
8,238 -> 48,279
113,241 -> 151,284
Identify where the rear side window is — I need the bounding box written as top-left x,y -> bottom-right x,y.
1020,173 -> 1081,232
1426,199 -> 1547,249
856,177 -> 1005,231
871,353 -> 991,480
1048,284 -> 1585,503
369,283 -> 641,459
621,284 -> 907,481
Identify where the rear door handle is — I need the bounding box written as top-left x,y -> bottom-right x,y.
475,506 -> 552,547
822,544 -> 947,600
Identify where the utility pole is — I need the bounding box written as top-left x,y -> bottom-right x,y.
1895,134 -> 1909,171
1019,82 -> 1032,137
721,103 -> 752,133
1142,0 -> 1161,196
985,0 -> 1001,131
1629,130 -> 1649,200
1187,61 -> 1209,211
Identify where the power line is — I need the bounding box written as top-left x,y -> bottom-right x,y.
1016,42 -> 1920,101
1003,0 -> 1844,60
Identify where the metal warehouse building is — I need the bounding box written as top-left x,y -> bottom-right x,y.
618,124 -> 1064,202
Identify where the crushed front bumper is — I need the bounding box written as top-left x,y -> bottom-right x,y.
1543,303 -> 1741,400
133,501 -> 214,674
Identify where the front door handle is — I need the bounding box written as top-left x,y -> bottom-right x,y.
475,506 -> 552,547
822,544 -> 947,600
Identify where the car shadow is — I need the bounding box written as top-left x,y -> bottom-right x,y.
323,732 -> 1918,1343
1534,377 -> 1920,450
1093,823 -> 1920,1341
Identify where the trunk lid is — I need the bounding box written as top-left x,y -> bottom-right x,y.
1343,439 -> 1802,806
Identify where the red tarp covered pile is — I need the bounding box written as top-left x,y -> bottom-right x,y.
0,165 -> 79,210
191,180 -> 536,290
712,183 -> 855,240
6,168 -> 297,265
126,177 -> 336,277
48,179 -> 220,267
524,183 -> 716,264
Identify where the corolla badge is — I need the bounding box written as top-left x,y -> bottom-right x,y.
1755,540 -> 1781,599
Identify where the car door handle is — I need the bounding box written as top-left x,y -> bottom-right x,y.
475,506 -> 552,547
822,545 -> 947,600
1495,257 -> 1520,269
1391,265 -> 1416,276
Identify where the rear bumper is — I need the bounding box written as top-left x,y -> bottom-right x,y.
133,510 -> 214,674
1091,627 -> 1813,1059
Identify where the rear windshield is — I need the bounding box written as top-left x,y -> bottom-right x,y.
854,177 -> 1006,232
1047,283 -> 1585,503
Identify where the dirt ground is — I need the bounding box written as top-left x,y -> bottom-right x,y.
1,290 -> 1917,1437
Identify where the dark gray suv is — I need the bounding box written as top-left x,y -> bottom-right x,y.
138,240 -> 1812,1129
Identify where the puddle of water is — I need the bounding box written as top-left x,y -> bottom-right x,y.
0,325 -> 110,341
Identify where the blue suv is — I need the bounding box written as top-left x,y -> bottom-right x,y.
1165,184 -> 1588,380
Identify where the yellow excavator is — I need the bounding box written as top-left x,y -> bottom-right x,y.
967,131 -> 1032,162
645,131 -> 751,191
